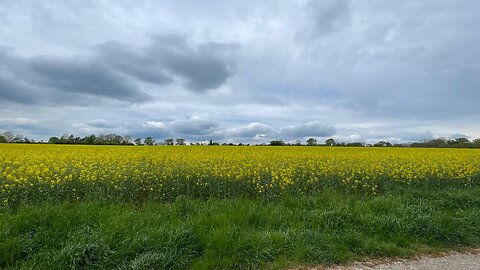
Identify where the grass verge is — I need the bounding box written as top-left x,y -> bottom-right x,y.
1,187 -> 480,269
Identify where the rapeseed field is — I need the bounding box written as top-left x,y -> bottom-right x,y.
1,144 -> 479,206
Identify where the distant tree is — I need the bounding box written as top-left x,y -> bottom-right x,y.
48,137 -> 59,144
473,138 -> 480,147
325,138 -> 336,146
2,131 -> 15,142
114,135 -> 124,145
293,140 -> 302,146
0,135 -> 7,143
456,138 -> 470,144
134,138 -> 143,145
306,138 -> 317,146
374,141 -> 392,147
122,135 -> 132,145
269,140 -> 285,146
13,134 -> 24,143
164,138 -> 174,145
175,138 -> 186,145
346,142 -> 364,147
208,139 -> 213,145
85,135 -> 97,145
144,137 -> 155,146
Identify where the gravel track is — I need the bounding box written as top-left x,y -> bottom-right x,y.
305,249 -> 480,270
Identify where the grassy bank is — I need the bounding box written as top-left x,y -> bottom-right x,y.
1,187 -> 480,269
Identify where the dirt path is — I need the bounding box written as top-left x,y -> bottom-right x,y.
308,249 -> 480,270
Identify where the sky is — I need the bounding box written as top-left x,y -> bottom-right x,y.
1,0 -> 479,144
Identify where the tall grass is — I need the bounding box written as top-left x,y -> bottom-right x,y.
2,187 -> 480,269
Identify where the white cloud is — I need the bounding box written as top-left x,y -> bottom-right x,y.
0,117 -> 38,125
144,121 -> 166,129
227,122 -> 275,138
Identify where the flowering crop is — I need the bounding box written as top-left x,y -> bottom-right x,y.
1,144 -> 479,205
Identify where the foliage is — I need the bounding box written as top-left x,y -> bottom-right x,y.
176,138 -> 186,145
306,138 -> 317,146
144,137 -> 155,146
164,138 -> 174,145
374,141 -> 393,147
47,133 -> 134,145
269,140 -> 285,146
409,137 -> 478,148
325,138 -> 336,146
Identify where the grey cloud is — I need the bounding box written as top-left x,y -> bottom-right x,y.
169,117 -> 219,135
0,75 -> 38,104
86,119 -> 120,129
1,33 -> 237,107
150,37 -> 238,92
29,56 -> 150,102
0,49 -> 150,105
0,50 -> 38,104
96,35 -> 239,92
94,42 -> 173,85
281,121 -> 337,138
306,0 -> 351,37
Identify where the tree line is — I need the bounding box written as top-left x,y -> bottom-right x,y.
47,134 -> 187,146
268,137 -> 480,148
1,131 -> 480,148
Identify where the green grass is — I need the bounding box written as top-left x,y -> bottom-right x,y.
1,187 -> 480,269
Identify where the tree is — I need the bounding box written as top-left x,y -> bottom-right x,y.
113,135 -> 124,145
473,138 -> 480,147
208,140 -> 219,145
122,135 -> 132,145
144,137 -> 155,146
346,142 -> 364,147
374,141 -> 392,147
306,138 -> 317,146
48,137 -> 60,144
269,140 -> 285,146
134,138 -> 143,145
85,135 -> 97,145
2,131 -> 15,142
164,138 -> 174,145
0,135 -> 7,143
325,138 -> 336,146
456,138 -> 470,144
175,138 -> 186,145
13,134 -> 24,143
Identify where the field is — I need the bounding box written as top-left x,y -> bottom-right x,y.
1,144 -> 480,269
2,144 -> 480,205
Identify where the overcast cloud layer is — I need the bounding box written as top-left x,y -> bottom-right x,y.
1,0 -> 479,143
